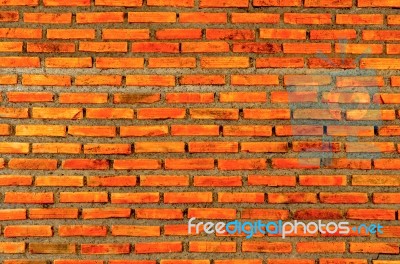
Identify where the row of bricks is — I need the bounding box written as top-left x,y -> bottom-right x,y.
2,125 -> 400,137
1,92 -> 400,104
3,13 -> 400,25
1,108 -> 400,121
2,158 -> 400,170
0,175 -> 398,187
5,28 -> 400,41
0,75 -> 398,86
0,0 -> 399,8
0,241 -> 398,254
0,56 -> 400,69
1,191 -> 400,204
1,141 -> 400,154
0,259 -> 394,264
2,43 -> 400,56
0,224 -> 399,238
0,207 -> 397,220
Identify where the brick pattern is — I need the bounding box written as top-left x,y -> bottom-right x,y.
0,0 -> 400,263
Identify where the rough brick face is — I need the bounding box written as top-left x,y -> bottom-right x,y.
0,0 -> 399,263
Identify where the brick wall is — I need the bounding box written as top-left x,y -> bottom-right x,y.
0,0 -> 400,263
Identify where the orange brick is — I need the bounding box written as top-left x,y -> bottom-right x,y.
373,193 -> 400,204
32,108 -> 82,120
179,12 -> 227,23
256,58 -> 304,68
156,29 -> 202,40
218,192 -> 264,203
29,208 -> 78,219
8,159 -> 57,170
88,176 -> 137,187
297,242 -> 345,253
136,208 -> 183,219
4,192 -> 54,203
232,13 -> 279,23
22,74 -> 71,86
32,143 -> 81,154
128,12 -> 176,23
260,29 -> 306,39
254,0 -> 300,6
284,13 -> 331,24
59,225 -> 107,237
126,75 -> 175,86
96,57 -> 143,68
335,43 -> 383,54
223,125 -> 272,137
358,0 -> 400,7
233,42 -> 281,53
180,75 -> 225,85
0,75 -> 17,84
242,242 -> 292,253
135,242 -> 182,254
45,57 -> 92,68
248,175 -> 296,187
218,159 -> 266,170
165,158 -> 214,170
0,57 -> 40,67
77,12 -> 124,23
305,0 -> 352,7
0,28 -> 41,39
294,109 -> 341,120
95,0 -> 142,6
189,241 -> 236,253
135,142 -> 185,153
60,192 -> 108,203
206,29 -> 255,40
4,225 -> 52,237
0,42 -> 22,52
292,141 -> 341,152
62,159 -> 109,170
299,175 -> 347,186
284,43 -> 331,54
27,42 -> 75,53
388,15 -> 400,25
15,125 -> 66,137
137,108 -> 185,119
350,243 -> 399,254
43,0 -> 89,5
243,109 -> 290,120
181,42 -> 230,53
0,0 -> 38,5
35,176 -> 83,186
231,74 -> 279,86
190,108 -> 239,120
114,93 -> 160,104
194,176 -> 242,187
275,125 -> 323,136
337,14 -> 383,24
166,93 -> 214,103
75,75 -> 122,86
272,158 -> 320,169
164,192 -> 213,203
81,243 -> 130,255
0,12 -> 18,21
120,126 -> 168,137
113,159 -> 161,170
189,142 -> 238,153
84,144 -> 132,155
47,29 -> 95,39
140,175 -> 189,187
200,0 -> 248,7
82,208 -> 131,219
201,57 -> 249,68
320,193 -> 368,204
59,93 -> 108,104
111,193 -> 159,204
79,42 -> 127,52
0,242 -> 25,254
24,13 -> 72,23
8,92 -> 53,102
220,92 -> 267,102
363,30 -> 400,41
112,225 -> 160,237
148,57 -> 196,68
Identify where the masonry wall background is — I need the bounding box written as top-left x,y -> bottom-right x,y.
0,0 -> 399,263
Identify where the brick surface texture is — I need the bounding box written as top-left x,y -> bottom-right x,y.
0,0 -> 399,263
